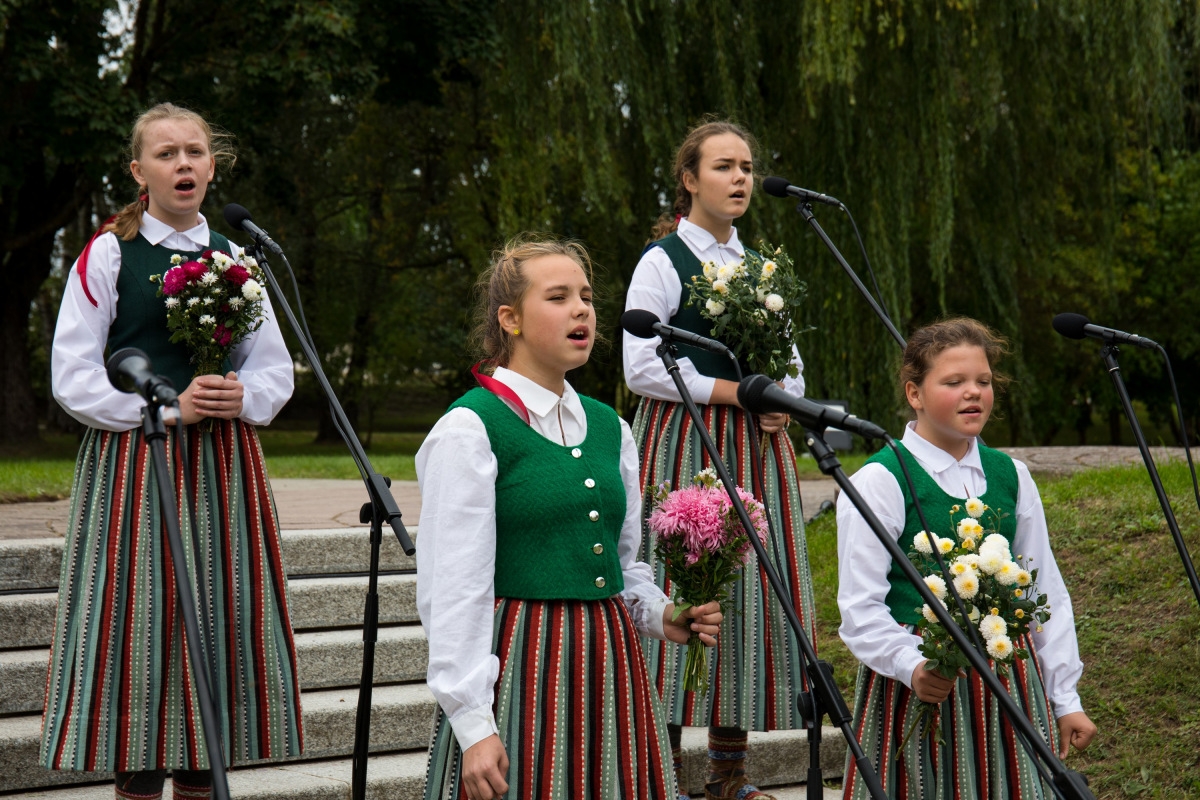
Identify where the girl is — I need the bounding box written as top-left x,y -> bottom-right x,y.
623,120 -> 816,800
43,103 -> 303,799
836,318 -> 1097,799
417,236 -> 724,800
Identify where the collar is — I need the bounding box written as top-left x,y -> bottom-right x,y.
677,217 -> 744,257
492,367 -> 585,427
139,211 -> 211,248
899,421 -> 983,476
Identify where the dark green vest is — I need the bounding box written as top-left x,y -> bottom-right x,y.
108,232 -> 234,393
652,232 -> 760,383
449,387 -> 627,600
866,441 -> 1019,624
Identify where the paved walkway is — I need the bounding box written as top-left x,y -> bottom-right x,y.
1,446 -> 1185,540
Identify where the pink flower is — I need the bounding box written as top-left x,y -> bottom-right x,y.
201,249 -> 216,260
212,323 -> 233,346
162,267 -> 188,296
182,260 -> 207,281
224,264 -> 250,286
648,485 -> 724,551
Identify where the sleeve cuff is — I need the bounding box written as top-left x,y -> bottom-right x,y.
447,703 -> 500,752
643,594 -> 671,640
1051,692 -> 1084,719
894,648 -> 927,689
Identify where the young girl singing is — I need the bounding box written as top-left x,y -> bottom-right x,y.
417,236 -> 723,800
836,318 -> 1097,798
43,103 -> 302,799
624,120 -> 816,800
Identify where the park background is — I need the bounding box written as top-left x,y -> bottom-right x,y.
3,1 -> 1200,797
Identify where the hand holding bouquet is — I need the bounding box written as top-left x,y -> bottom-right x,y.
647,469 -> 768,693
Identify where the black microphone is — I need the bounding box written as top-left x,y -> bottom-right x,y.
620,309 -> 731,355
1052,312 -> 1158,351
223,203 -> 284,256
106,348 -> 179,405
762,176 -> 842,208
737,373 -> 889,440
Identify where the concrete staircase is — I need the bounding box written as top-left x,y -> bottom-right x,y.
0,529 -> 845,798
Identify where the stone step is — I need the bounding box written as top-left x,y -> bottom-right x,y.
0,625 -> 429,716
0,529 -> 418,593
3,715 -> 844,797
0,574 -> 419,650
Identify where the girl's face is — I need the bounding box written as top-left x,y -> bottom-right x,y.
499,254 -> 595,394
906,344 -> 994,460
682,132 -> 753,234
130,118 -> 216,232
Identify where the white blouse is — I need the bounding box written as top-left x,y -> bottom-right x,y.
623,217 -> 806,404
51,212 -> 293,430
836,423 -> 1085,718
415,368 -> 672,752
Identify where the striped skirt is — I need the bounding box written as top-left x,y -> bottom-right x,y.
843,634 -> 1059,800
424,596 -> 674,800
631,398 -> 816,731
40,420 -> 304,772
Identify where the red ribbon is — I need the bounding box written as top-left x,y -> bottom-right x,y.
470,361 -> 531,425
77,196 -> 147,308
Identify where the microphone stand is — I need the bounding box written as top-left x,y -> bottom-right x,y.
652,340 -> 889,800
141,401 -> 231,800
789,201 -> 906,350
241,241 -> 415,800
1100,344 -> 1200,612
804,429 -> 1094,800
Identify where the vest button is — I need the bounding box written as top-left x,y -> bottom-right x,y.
595,576 -> 606,588
588,510 -> 600,522
571,448 -> 582,458
584,478 -> 596,488
592,543 -> 604,554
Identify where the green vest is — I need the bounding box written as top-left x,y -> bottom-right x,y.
449,387 -> 627,600
866,441 -> 1019,624
652,232 -> 760,383
108,232 -> 234,394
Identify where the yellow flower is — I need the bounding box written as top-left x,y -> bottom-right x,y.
1015,609 -> 1025,619
760,260 -> 777,279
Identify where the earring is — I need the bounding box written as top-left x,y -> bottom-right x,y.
512,328 -> 520,336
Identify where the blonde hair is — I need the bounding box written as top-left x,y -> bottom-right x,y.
901,317 -> 1011,393
650,118 -> 758,241
471,235 -> 597,370
105,103 -> 236,241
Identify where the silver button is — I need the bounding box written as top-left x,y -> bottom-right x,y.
588,510 -> 600,522
592,543 -> 604,554
571,448 -> 582,458
584,478 -> 596,488
595,576 -> 606,588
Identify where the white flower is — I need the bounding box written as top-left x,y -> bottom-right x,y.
994,561 -> 1021,585
712,279 -> 728,295
756,287 -> 768,302
986,634 -> 1014,660
211,251 -> 234,271
242,279 -> 265,302
979,552 -> 1006,575
761,260 -> 777,279
921,598 -> 946,625
979,614 -> 1007,640
949,559 -> 972,577
187,297 -> 200,307
198,314 -> 216,326
1016,569 -> 1032,587
170,254 -> 183,265
964,497 -> 986,518
937,536 -> 955,554
958,554 -> 981,570
716,265 -> 736,281
979,534 -> 1011,559
953,571 -> 980,599
924,574 -> 947,600
764,293 -> 785,312
199,270 -> 218,285
229,296 -> 245,310
202,296 -> 214,305
702,261 -> 718,280
913,531 -> 936,554
957,517 -> 983,540
967,605 -> 981,623
705,298 -> 726,316
165,297 -> 180,308
242,255 -> 258,269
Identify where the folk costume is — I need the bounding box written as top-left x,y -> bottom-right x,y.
836,423 -> 1085,799
623,219 -> 817,737
417,368 -> 676,799
42,212 -> 303,773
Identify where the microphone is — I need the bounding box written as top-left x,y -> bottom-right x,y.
1052,312 -> 1158,351
106,348 -> 179,405
620,309 -> 731,355
762,176 -> 842,208
737,374 -> 889,440
223,203 -> 284,256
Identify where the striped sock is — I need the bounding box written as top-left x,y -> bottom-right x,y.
704,727 -> 775,800
172,769 -> 212,800
114,770 -> 165,800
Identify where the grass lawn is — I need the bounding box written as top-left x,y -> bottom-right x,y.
808,462 -> 1200,799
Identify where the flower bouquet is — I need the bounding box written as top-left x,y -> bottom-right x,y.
903,497 -> 1051,746
151,250 -> 267,427
647,469 -> 768,693
686,241 -> 808,381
